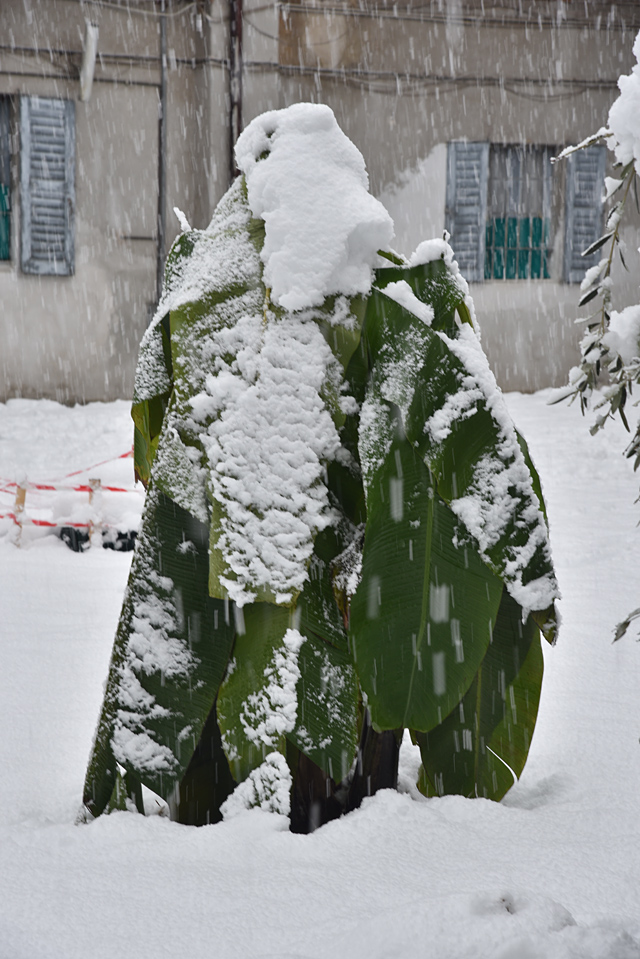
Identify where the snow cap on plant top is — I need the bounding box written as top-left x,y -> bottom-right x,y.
234,102 -> 394,311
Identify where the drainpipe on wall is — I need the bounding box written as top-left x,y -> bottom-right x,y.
157,0 -> 168,303
229,0 -> 243,183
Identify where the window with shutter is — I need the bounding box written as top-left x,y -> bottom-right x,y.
445,141 -> 489,282
20,96 -> 75,276
0,97 -> 10,262
564,145 -> 607,284
484,145 -> 555,281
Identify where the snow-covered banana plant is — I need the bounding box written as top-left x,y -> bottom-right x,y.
81,104 -> 559,831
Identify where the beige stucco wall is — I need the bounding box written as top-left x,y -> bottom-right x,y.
241,2 -> 640,393
1,0 -> 639,400
0,0 -> 229,403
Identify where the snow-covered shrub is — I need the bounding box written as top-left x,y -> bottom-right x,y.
81,104 -> 558,832
554,30 -> 640,639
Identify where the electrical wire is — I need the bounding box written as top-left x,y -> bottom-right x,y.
68,0 -> 200,16
244,58 -> 619,100
1,45 -> 619,98
59,0 -> 640,33
278,1 -> 640,32
0,44 -> 225,69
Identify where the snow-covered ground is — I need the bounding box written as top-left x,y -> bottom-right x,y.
0,391 -> 639,959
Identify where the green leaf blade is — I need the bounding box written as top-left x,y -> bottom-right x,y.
350,420 -> 503,733
216,603 -> 293,784
415,588 -> 544,800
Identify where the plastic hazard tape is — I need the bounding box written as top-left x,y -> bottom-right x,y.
0,448 -> 141,531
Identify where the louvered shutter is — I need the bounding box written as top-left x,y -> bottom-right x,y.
20,97 -> 75,276
564,144 -> 606,284
0,97 -> 10,262
445,141 -> 489,283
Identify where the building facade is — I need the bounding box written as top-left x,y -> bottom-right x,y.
1,0 -> 639,401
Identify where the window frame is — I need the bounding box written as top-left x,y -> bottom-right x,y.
445,139 -> 606,286
484,143 -> 555,282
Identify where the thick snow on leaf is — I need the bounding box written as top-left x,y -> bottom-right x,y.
235,103 -> 394,311
359,271 -> 558,620
409,237 -> 480,337
602,304 -> 640,366
132,323 -> 171,405
382,280 -> 434,326
220,751 -> 292,818
193,311 -> 344,605
435,324 -> 558,616
134,175 -> 358,606
608,29 -> 640,173
133,179 -> 260,405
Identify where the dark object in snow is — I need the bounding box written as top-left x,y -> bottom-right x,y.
101,528 -> 137,552
288,713 -> 402,834
169,699 -> 236,827
59,527 -> 137,553
59,526 -> 90,552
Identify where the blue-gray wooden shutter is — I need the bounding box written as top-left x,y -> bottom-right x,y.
20,96 -> 75,276
0,97 -> 11,261
445,141 -> 489,283
563,144 -> 606,284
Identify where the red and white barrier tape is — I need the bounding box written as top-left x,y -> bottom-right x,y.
0,512 -> 93,529
0,447 -> 142,532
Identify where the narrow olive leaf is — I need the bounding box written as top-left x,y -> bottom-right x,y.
605,203 -> 623,233
350,409 -> 504,733
613,607 -> 640,642
579,286 -> 601,308
81,489 -> 235,817
619,245 -> 629,271
619,405 -> 631,432
415,587 -> 543,800
582,232 -> 614,258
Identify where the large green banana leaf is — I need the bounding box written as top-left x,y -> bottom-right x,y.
349,405 -> 503,733
362,269 -> 558,639
414,586 -> 543,801
81,489 -> 235,817
347,255 -> 556,749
